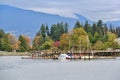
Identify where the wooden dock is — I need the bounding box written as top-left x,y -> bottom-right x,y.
21,50 -> 120,60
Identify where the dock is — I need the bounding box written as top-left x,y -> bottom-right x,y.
21,50 -> 120,60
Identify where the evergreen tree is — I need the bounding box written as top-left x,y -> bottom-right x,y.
64,22 -> 69,33
97,20 -> 103,27
18,35 -> 28,52
74,21 -> 82,28
116,27 -> 120,37
0,29 -> 5,38
92,23 -> 97,35
50,24 -> 58,41
84,21 -> 92,33
0,36 -> 12,51
97,20 -> 103,35
50,22 -> 66,41
103,24 -> 108,35
94,31 -> 101,43
46,24 -> 50,36
0,29 -> 5,50
40,24 -> 46,42
109,24 -> 116,33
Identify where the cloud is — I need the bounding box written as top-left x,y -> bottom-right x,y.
29,7 -> 78,19
0,0 -> 120,22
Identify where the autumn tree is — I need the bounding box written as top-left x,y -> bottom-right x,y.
60,33 -> 70,50
7,33 -> 18,51
0,29 -> 13,51
40,36 -> 53,50
32,35 -> 44,50
93,41 -> 105,50
105,31 -> 119,49
71,28 -> 87,50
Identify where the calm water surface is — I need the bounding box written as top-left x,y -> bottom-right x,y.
0,56 -> 120,80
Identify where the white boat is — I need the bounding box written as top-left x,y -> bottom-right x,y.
81,55 -> 89,59
85,55 -> 89,59
90,55 -> 94,59
58,54 -> 71,60
81,55 -> 94,59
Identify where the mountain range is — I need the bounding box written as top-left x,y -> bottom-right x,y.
0,5 -> 120,38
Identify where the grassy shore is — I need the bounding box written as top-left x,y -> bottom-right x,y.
0,51 -> 30,56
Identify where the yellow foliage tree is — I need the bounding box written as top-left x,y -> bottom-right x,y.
105,31 -> 119,49
71,28 -> 88,50
60,28 -> 88,51
107,31 -> 117,42
93,41 -> 105,50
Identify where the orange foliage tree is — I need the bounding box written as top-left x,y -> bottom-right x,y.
23,36 -> 31,49
60,33 -> 71,50
7,33 -> 18,51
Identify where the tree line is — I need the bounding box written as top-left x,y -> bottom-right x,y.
0,20 -> 120,52
0,30 -> 30,52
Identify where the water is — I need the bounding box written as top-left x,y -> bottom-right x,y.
0,56 -> 120,80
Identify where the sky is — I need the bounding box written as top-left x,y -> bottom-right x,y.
0,0 -> 120,22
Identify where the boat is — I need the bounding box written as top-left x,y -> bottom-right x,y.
58,54 -> 71,60
81,55 -> 94,59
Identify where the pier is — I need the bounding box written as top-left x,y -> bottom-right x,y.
21,50 -> 120,59
93,50 -> 120,56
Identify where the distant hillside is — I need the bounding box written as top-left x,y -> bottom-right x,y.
0,5 -> 92,38
106,21 -> 120,27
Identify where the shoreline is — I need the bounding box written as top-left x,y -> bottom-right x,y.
0,51 -> 30,56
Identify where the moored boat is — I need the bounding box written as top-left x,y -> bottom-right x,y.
58,54 -> 71,60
